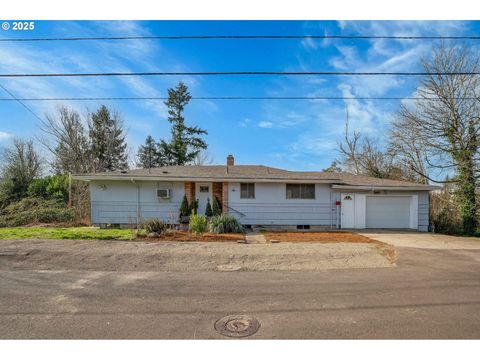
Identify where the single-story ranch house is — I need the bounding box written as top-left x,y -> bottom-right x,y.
73,155 -> 439,231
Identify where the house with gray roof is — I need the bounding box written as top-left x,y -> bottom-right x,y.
73,155 -> 439,231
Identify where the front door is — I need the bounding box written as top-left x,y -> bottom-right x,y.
196,183 -> 212,215
341,193 -> 355,228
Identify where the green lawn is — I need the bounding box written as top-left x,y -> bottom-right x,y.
0,226 -> 136,240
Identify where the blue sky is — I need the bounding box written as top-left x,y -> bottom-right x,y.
0,20 -> 478,170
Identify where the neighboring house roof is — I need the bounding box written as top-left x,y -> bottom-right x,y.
72,165 -> 440,190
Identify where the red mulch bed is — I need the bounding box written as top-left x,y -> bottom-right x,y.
264,231 -> 375,243
137,230 -> 245,242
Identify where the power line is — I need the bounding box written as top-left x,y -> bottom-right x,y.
0,96 -> 475,101
1,35 -> 480,42
1,71 -> 479,78
0,83 -> 44,122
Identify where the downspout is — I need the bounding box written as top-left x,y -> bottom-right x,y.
131,179 -> 140,227
330,191 -> 333,230
336,199 -> 340,229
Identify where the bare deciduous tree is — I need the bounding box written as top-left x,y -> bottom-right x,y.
390,44 -> 480,234
39,106 -> 93,222
389,119 -> 429,184
40,106 -> 91,174
338,112 -> 420,181
192,150 -> 214,165
338,108 -> 361,175
0,138 -> 43,205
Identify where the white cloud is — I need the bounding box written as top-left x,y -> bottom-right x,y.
0,131 -> 12,141
301,37 -> 319,51
258,121 -> 274,128
290,133 -> 337,155
306,77 -> 328,85
239,118 -> 251,127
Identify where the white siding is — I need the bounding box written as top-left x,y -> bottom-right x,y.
227,183 -> 339,226
88,179 -> 430,231
354,194 -> 366,229
417,191 -> 429,231
90,180 -> 184,225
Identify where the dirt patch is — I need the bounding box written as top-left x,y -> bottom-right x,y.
265,231 -> 373,243
137,231 -> 245,242
0,238 -> 395,271
265,232 -> 396,263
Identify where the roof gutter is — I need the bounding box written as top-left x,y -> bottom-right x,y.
71,175 -> 340,184
331,184 -> 441,191
71,175 -> 441,190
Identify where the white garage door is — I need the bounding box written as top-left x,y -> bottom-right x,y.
366,196 -> 411,229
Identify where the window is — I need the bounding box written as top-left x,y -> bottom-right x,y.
297,225 -> 311,230
199,186 -> 209,193
286,184 -> 315,199
240,183 -> 255,199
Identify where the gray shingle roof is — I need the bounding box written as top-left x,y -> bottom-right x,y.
75,165 -> 436,189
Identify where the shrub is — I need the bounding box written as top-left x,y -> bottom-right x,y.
205,198 -> 213,217
189,212 -> 208,234
36,207 -> 75,223
28,174 -> 69,203
179,194 -> 190,217
208,214 -> 244,234
143,218 -> 167,234
430,187 -> 464,235
189,199 -> 199,215
212,196 -> 222,216
0,197 -> 74,227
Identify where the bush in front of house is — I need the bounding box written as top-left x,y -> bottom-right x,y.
208,214 -> 244,234
143,218 -> 167,235
212,196 -> 222,216
189,212 -> 208,234
178,195 -> 190,224
205,198 -> 213,217
179,195 -> 190,217
0,197 -> 74,227
189,199 -> 199,215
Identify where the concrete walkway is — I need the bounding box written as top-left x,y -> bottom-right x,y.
361,231 -> 480,250
245,232 -> 267,244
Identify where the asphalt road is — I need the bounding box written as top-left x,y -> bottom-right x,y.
1,244 -> 479,339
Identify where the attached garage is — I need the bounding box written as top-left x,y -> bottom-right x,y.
366,196 -> 411,229
340,192 -> 420,230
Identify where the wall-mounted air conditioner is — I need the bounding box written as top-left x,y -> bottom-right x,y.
157,189 -> 171,199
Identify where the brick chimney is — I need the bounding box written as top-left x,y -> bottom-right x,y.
227,154 -> 234,166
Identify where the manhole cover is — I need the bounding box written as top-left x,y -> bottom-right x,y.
214,314 -> 260,338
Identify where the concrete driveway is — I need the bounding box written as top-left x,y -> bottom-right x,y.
0,233 -> 479,339
360,230 -> 480,250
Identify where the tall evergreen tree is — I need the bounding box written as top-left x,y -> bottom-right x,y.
159,82 -> 207,165
137,135 -> 160,169
89,105 -> 128,172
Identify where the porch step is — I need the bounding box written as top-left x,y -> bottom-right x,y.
245,232 -> 267,244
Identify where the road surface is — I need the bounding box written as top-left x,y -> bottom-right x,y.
0,237 -> 479,338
